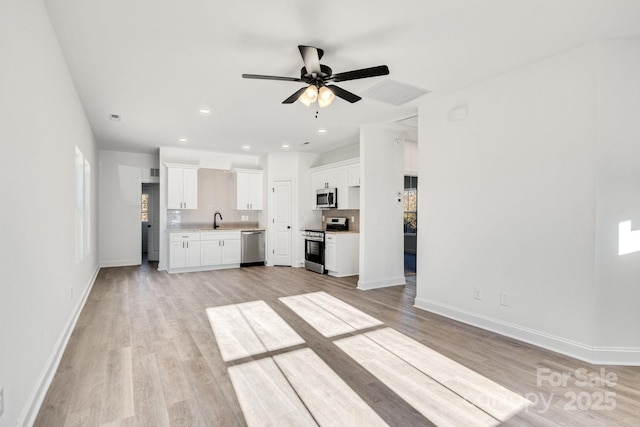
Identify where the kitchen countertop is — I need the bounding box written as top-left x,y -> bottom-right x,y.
325,230 -> 360,234
167,225 -> 265,232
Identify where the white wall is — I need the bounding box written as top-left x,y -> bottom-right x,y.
0,0 -> 99,425
358,125 -> 406,289
313,142 -> 359,167
99,150 -> 159,267
416,40 -> 640,364
593,38 -> 640,359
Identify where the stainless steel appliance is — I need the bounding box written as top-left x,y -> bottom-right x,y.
241,230 -> 265,266
316,188 -> 337,209
303,218 -> 349,274
326,217 -> 348,231
303,229 -> 325,274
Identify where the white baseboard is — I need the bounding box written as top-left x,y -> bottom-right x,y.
100,258 -> 139,268
18,265 -> 100,427
590,346 -> 640,366
357,276 -> 406,290
414,297 -> 640,366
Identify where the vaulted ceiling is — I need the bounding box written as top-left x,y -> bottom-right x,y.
43,0 -> 640,154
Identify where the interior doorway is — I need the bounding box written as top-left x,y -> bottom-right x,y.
404,176 -> 417,276
142,183 -> 160,263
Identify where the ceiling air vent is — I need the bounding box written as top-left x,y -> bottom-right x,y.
362,79 -> 430,106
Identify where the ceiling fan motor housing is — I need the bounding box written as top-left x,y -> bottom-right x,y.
301,65 -> 333,82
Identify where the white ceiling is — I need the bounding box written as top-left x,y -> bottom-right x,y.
43,0 -> 640,155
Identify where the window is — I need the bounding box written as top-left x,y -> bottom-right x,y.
141,193 -> 149,222
404,176 -> 417,234
75,146 -> 90,262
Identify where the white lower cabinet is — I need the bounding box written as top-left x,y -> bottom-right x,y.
169,233 -> 201,270
201,231 -> 241,266
324,232 -> 359,277
169,230 -> 241,273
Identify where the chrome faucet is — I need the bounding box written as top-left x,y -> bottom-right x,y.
213,211 -> 223,229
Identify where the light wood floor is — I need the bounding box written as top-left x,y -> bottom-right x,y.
35,263 -> 640,426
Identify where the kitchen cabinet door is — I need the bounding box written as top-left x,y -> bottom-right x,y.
201,240 -> 223,266
248,172 -> 263,210
324,233 -> 359,277
169,241 -> 187,269
325,242 -> 337,272
167,167 -> 184,209
348,163 -> 360,187
221,238 -> 241,264
181,167 -> 198,209
185,240 -> 201,267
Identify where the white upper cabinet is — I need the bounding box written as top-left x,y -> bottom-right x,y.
235,169 -> 263,210
313,168 -> 339,190
347,163 -> 360,187
166,164 -> 199,209
310,159 -> 360,210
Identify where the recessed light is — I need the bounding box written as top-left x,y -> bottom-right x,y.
199,108 -> 211,115
179,138 -> 188,143
317,128 -> 327,134
281,144 -> 290,149
302,141 -> 311,145
242,145 -> 250,150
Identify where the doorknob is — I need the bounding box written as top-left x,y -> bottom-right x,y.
147,224 -> 151,228
287,226 -> 291,229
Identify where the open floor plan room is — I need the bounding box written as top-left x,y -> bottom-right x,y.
34,264 -> 640,426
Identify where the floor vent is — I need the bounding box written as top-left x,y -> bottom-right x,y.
362,79 -> 430,106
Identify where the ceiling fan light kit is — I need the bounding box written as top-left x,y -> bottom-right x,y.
299,85 -> 318,106
242,45 -> 389,108
317,86 -> 335,108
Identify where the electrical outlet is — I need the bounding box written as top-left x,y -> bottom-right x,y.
474,287 -> 482,300
351,216 -> 355,223
500,293 -> 509,307
0,386 -> 5,418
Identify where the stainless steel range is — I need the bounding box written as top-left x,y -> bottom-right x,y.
303,217 -> 349,274
303,229 -> 325,274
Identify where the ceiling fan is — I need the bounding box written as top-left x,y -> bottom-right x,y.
242,45 -> 389,108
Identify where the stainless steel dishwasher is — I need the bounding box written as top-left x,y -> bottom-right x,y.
241,230 -> 265,266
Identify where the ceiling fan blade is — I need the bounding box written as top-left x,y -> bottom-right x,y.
298,45 -> 323,75
282,87 -> 307,104
242,73 -> 302,82
327,85 -> 362,103
328,65 -> 389,82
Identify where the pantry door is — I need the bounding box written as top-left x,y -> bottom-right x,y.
271,180 -> 292,266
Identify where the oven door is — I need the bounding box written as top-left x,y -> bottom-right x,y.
305,239 -> 324,265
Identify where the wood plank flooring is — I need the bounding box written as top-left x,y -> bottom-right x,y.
34,262 -> 640,426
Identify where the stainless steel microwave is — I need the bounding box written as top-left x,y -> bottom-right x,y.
316,188 -> 337,209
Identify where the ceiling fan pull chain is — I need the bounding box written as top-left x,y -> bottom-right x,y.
315,109 -> 319,119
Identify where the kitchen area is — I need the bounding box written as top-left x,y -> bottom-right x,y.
161,150 -> 362,278
165,166 -> 267,273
